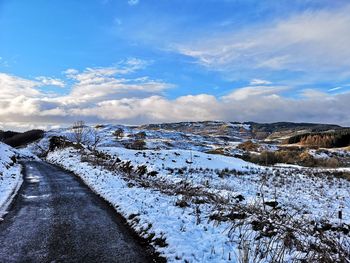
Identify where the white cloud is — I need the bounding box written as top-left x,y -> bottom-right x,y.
222,85 -> 288,101
1,63 -> 350,130
328,86 -> 343,92
0,96 -> 39,117
63,66 -> 171,103
65,58 -> 148,81
0,59 -> 173,129
175,5 -> 350,82
70,94 -> 220,123
0,121 -> 61,132
0,73 -> 42,99
35,76 -> 65,87
2,82 -> 350,129
249,79 -> 272,85
124,57 -> 148,69
64,88 -> 350,127
127,0 -> 139,6
63,68 -> 79,75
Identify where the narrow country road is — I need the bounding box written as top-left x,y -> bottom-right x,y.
0,161 -> 153,263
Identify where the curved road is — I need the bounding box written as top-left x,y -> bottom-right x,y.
0,161 -> 153,263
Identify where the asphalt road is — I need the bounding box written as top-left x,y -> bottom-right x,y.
0,161 -> 153,263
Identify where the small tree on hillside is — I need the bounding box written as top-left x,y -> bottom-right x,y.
113,128 -> 124,139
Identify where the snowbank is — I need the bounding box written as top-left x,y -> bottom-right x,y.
0,142 -> 23,219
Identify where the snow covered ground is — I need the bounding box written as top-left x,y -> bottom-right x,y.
46,145 -> 350,262
0,142 -> 23,219
48,148 -> 238,262
99,147 -> 256,173
25,124 -> 350,262
97,146 -> 350,224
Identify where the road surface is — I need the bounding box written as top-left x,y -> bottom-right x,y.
0,161 -> 154,263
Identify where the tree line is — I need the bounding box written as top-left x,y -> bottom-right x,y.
285,129 -> 350,148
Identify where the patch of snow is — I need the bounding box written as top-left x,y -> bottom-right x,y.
0,142 -> 23,219
309,149 -> 330,159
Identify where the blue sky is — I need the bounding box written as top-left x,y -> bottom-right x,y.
1,0 -> 350,130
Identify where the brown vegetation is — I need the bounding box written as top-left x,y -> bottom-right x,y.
125,139 -> 146,150
205,148 -> 231,156
285,129 -> 350,148
243,149 -> 343,168
48,136 -> 81,152
237,140 -> 259,151
134,131 -> 146,140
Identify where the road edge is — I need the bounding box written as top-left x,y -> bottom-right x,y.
0,164 -> 24,220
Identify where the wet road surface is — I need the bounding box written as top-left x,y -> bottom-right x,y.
0,161 -> 152,263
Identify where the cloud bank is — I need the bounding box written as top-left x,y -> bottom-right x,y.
0,66 -> 349,131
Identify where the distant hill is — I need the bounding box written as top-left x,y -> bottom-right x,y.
246,122 -> 342,140
141,121 -> 344,141
0,130 -> 21,141
0,129 -> 44,147
141,121 -> 251,141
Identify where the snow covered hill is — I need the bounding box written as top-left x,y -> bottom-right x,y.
0,142 -> 23,219
27,123 -> 350,262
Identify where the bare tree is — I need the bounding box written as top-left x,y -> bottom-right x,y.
88,127 -> 101,151
113,128 -> 124,139
135,131 -> 146,140
72,120 -> 87,144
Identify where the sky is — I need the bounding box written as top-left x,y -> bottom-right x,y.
0,0 -> 350,130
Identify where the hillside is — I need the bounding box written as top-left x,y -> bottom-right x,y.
23,122 -> 350,262
141,121 -> 344,141
141,121 -> 251,141
0,130 -> 44,148
247,122 -> 342,140
284,128 -> 350,148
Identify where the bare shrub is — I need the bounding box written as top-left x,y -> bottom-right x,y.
49,136 -> 80,151
325,157 -> 340,168
127,139 -> 146,150
206,148 -> 231,156
237,140 -> 259,152
87,127 -> 101,151
72,120 -> 87,144
113,128 -> 124,139
135,131 -> 146,140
